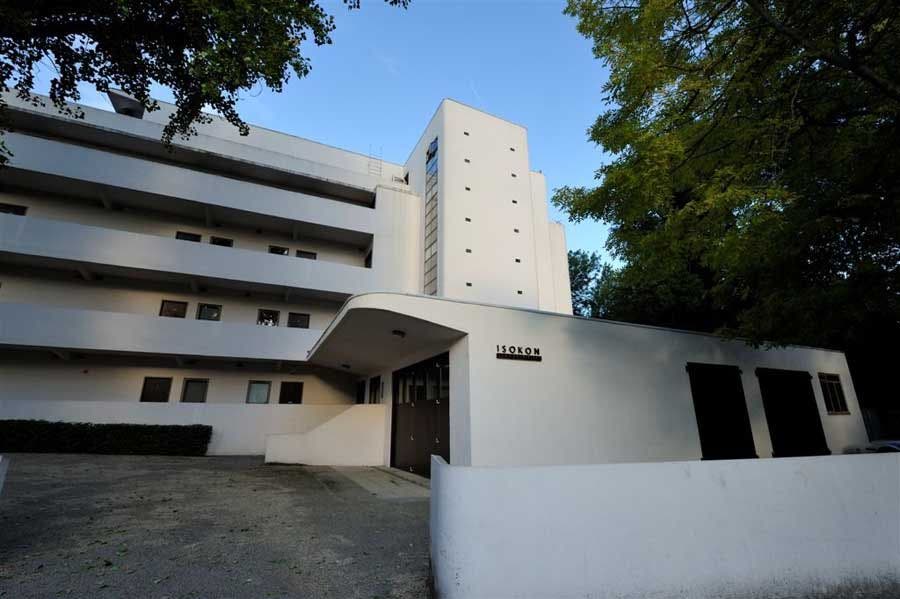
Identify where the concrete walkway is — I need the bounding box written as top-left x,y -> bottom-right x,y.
0,454 -> 431,599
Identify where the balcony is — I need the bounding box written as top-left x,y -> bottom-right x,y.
3,132 -> 376,245
0,302 -> 319,362
0,213 -> 376,299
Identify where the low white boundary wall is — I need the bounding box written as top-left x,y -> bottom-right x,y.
431,455 -> 900,599
265,405 -> 386,466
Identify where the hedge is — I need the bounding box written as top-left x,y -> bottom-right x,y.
0,420 -> 213,456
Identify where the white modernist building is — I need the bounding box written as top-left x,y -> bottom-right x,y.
0,91 -> 868,473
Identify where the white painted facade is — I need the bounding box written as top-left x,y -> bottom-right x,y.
0,92 -> 572,455
431,454 -> 900,598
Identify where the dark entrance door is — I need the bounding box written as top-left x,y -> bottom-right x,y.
686,363 -> 758,460
756,368 -> 830,457
391,353 -> 449,478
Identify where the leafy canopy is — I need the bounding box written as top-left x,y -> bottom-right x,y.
557,0 -> 900,351
0,0 -> 408,162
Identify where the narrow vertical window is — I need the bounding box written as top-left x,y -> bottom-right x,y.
423,137 -> 439,296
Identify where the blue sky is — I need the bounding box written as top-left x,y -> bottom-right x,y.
42,0 -> 615,257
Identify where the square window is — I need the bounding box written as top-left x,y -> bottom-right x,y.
197,303 -> 222,321
269,245 -> 289,256
257,309 -> 280,326
181,379 -> 209,403
296,250 -> 317,260
514,228 -> 520,233
159,300 -> 188,318
210,236 -> 233,247
464,158 -> 471,163
818,373 -> 849,414
510,147 -> 516,152
517,290 -> 523,295
140,377 -> 172,402
465,186 -> 471,191
515,258 -> 521,263
466,282 -> 473,287
463,131 -> 470,136
0,203 -> 27,216
465,217 -> 472,222
176,231 -> 201,242
278,382 -> 304,404
465,249 -> 472,254
246,381 -> 271,404
287,312 -> 310,329
511,173 -> 517,178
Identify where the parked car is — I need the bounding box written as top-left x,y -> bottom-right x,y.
843,440 -> 900,454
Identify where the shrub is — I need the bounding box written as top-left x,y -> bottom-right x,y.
0,420 -> 212,456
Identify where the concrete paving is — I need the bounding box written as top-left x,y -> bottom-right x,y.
0,454 -> 431,599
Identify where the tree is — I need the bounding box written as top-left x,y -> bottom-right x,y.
557,1 -> 899,435
0,0 -> 408,164
568,249 -> 603,317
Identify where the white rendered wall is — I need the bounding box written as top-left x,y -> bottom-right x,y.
2,190 -> 366,267
0,213 -> 374,297
5,132 -> 377,234
431,454 -> 900,599
319,295 -> 870,466
264,405 -> 386,465
4,92 -> 405,191
548,222 -> 573,314
0,302 -> 320,361
0,273 -> 341,330
0,362 -> 357,454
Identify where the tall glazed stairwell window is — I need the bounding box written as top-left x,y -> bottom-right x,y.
424,137 -> 439,295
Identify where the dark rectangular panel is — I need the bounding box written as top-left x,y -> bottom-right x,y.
686,363 -> 757,460
757,368 -> 830,457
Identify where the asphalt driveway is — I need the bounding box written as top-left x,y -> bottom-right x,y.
0,454 -> 431,599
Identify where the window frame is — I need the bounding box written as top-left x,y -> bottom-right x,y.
296,250 -> 317,260
196,303 -> 222,322
159,300 -> 188,318
140,377 -> 172,403
278,381 -> 304,405
175,231 -> 202,242
818,373 -> 850,414
287,312 -> 310,329
246,380 -> 272,404
209,236 -> 234,247
268,245 -> 289,256
181,378 -> 209,403
0,203 -> 27,216
257,309 -> 280,327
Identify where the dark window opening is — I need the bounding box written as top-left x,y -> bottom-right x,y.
181,379 -> 209,403
819,373 -> 849,414
356,380 -> 367,405
513,228 -> 519,233
279,382 -> 304,404
466,282 -> 472,287
517,290 -> 523,295
515,258 -> 521,263
365,250 -> 373,268
210,236 -> 233,247
511,173 -> 517,178
269,245 -> 289,256
465,186 -> 471,191
287,312 -> 310,329
246,381 -> 271,404
257,309 -> 279,327
296,250 -> 317,260
159,300 -> 188,318
0,203 -> 27,216
463,131 -> 470,136
140,377 -> 172,403
465,217 -> 472,222
686,363 -> 757,460
176,231 -> 201,242
369,376 -> 382,404
512,200 -> 518,204
197,303 -> 222,321
464,158 -> 470,163
465,249 -> 472,254
757,368 -> 830,458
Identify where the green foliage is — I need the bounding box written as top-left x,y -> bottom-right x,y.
568,249 -> 603,317
0,420 -> 213,455
557,0 -> 900,355
0,0 -> 409,163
